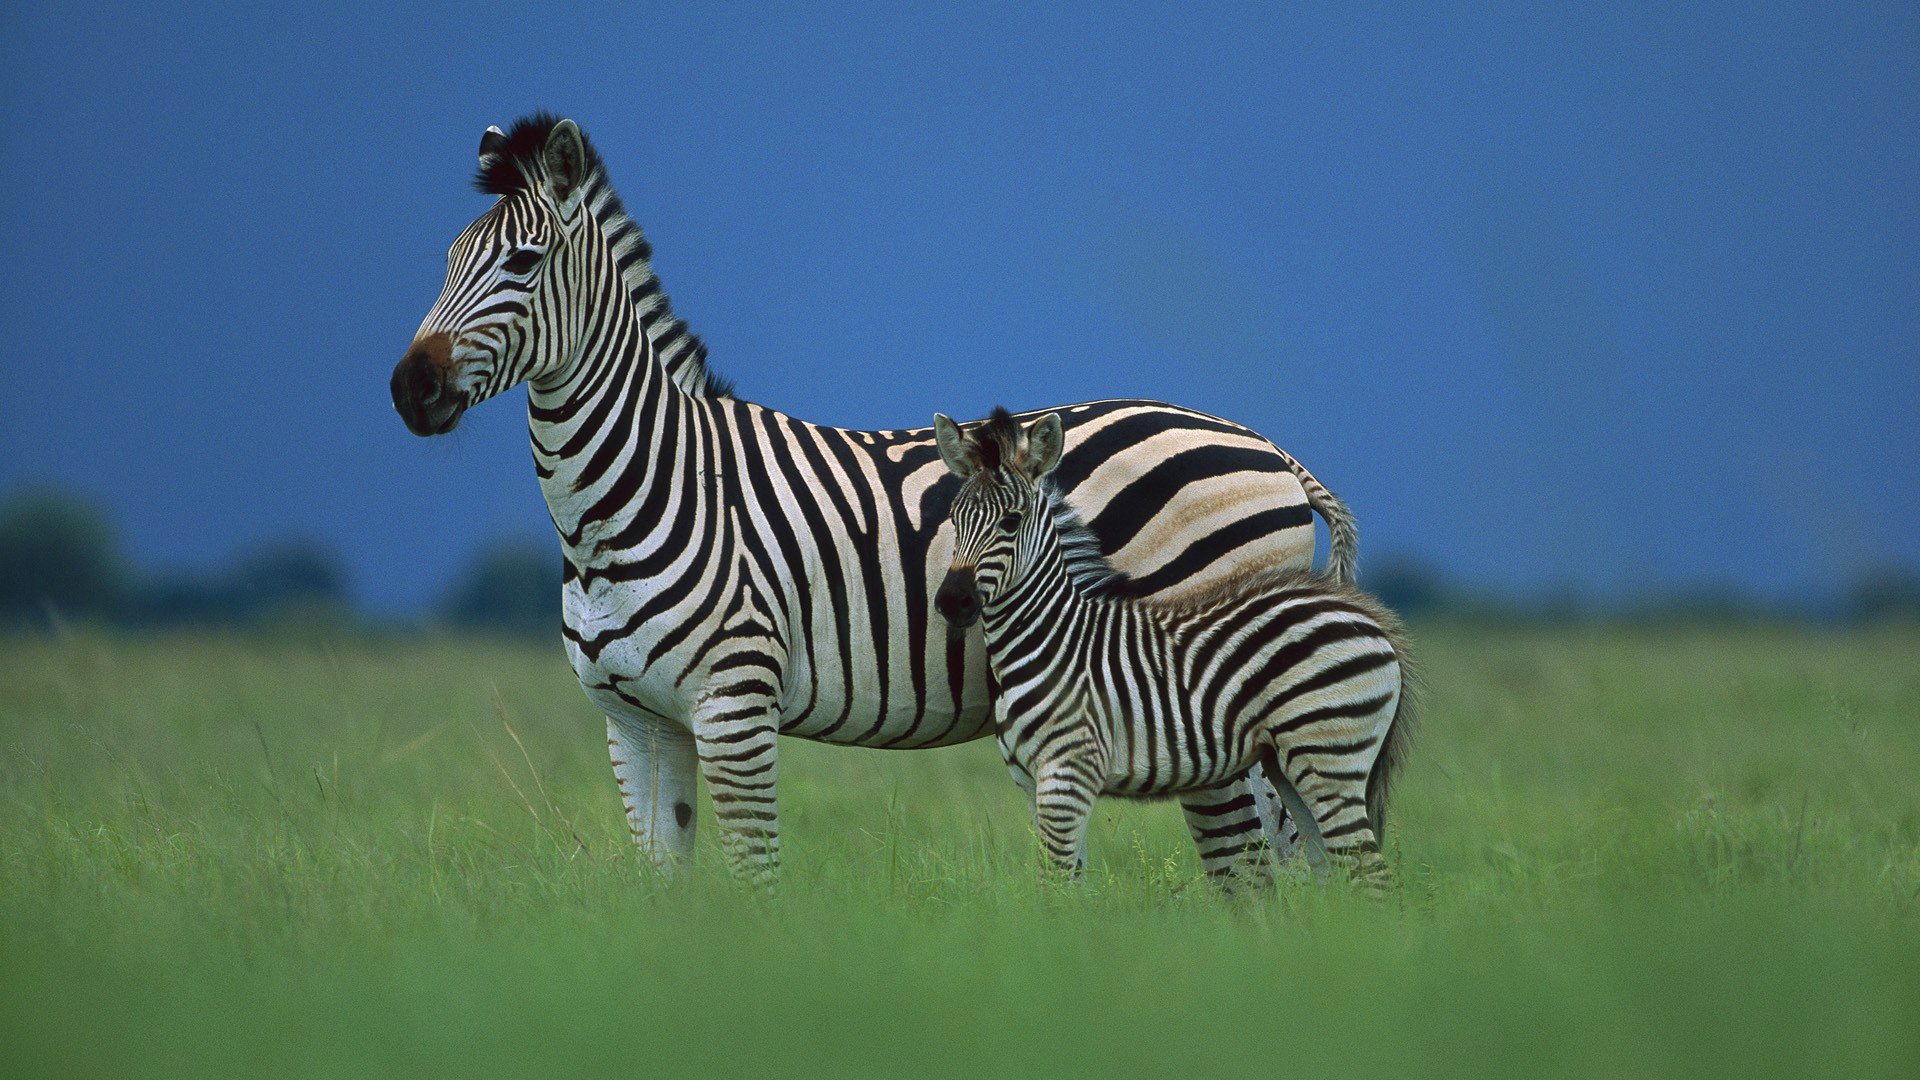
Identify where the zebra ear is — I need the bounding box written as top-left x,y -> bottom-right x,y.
1027,412 -> 1065,477
542,119 -> 589,211
478,125 -> 508,168
932,414 -> 974,478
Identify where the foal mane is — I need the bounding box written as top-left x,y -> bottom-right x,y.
1042,484 -> 1131,599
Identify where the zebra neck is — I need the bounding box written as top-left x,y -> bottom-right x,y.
583,180 -> 722,398
982,531 -> 1098,661
526,269 -> 717,567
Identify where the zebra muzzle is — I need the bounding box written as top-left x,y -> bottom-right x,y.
935,569 -> 983,628
391,333 -> 464,436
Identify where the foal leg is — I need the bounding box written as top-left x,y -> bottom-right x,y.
1179,778 -> 1279,893
1263,746 -> 1391,895
1031,756 -> 1101,878
1248,763 -> 1306,869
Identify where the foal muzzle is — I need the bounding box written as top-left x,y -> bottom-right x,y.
935,568 -> 983,628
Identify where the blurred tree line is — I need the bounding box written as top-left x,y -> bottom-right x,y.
1365,557 -> 1920,626
3,488 -> 1917,636
0,489 -> 560,638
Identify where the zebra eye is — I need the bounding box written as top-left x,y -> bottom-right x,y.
501,248 -> 543,275
998,510 -> 1023,532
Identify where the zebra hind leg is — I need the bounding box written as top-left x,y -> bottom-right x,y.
1249,764 -> 1308,871
1262,746 -> 1391,897
1178,779 -> 1278,894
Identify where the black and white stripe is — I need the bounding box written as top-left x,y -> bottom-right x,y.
392,115 -> 1360,888
932,409 -> 1413,889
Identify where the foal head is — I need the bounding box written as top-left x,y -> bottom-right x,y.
931,408 -> 1066,626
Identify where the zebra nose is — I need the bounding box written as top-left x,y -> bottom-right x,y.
391,333 -> 460,436
935,570 -> 982,626
403,350 -> 440,402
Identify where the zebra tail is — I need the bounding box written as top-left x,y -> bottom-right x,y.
1273,446 -> 1358,585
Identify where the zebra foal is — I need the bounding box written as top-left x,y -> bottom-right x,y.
933,408 -> 1415,889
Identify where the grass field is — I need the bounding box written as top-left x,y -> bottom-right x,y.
2,624 -> 1917,1077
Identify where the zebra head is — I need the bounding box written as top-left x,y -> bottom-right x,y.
392,117 -> 599,436
932,408 -> 1067,627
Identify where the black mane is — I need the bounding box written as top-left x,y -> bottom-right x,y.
1043,484 -> 1132,598
965,406 -> 1024,473
470,112 -> 734,400
960,406 -> 1134,597
473,111 -> 602,197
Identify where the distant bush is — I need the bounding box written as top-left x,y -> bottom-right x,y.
123,574 -> 245,627
3,486 -> 1915,638
1365,558 -> 1453,619
440,538 -> 562,639
126,540 -> 356,631
0,489 -> 129,627
227,541 -> 352,623
1846,566 -> 1920,624
0,487 -> 360,634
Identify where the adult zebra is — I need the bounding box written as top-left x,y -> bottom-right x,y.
390,114 -> 1357,888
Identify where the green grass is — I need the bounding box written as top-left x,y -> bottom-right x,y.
3,625 -> 1917,1077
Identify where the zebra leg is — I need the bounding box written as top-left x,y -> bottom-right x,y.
1247,763 -> 1306,867
606,711 -> 700,876
1031,756 -> 1100,878
691,677 -> 783,891
1266,747 -> 1391,895
1178,780 -> 1278,893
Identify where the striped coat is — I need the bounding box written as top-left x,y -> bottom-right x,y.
933,409 -> 1412,888
391,114 -> 1359,887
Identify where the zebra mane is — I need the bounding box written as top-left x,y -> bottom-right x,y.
963,407 -> 1051,478
966,407 -> 1024,472
474,112 -> 736,400
1042,483 -> 1128,598
955,407 -> 1128,597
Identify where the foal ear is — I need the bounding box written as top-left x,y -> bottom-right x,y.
542,119 -> 590,212
1027,412 -> 1065,477
932,414 -> 974,478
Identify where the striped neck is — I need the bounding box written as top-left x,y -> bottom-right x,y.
980,511 -> 1097,658
580,171 -> 731,400
526,219 -> 713,572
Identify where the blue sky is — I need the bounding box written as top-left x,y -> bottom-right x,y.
2,2 -> 1914,611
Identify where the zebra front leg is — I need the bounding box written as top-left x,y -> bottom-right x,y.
1030,755 -> 1100,879
691,681 -> 783,891
607,711 -> 700,876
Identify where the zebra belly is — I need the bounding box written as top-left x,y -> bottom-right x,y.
1104,755 -> 1258,799
565,626 -> 698,728
564,579 -> 1000,747
1100,693 -> 1264,797
770,616 -> 997,747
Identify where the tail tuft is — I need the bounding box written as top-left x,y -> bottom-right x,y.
1364,626 -> 1418,845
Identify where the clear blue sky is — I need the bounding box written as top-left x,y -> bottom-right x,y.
2,2 -> 1914,612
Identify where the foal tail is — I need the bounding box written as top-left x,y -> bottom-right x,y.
1365,625 -> 1419,846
